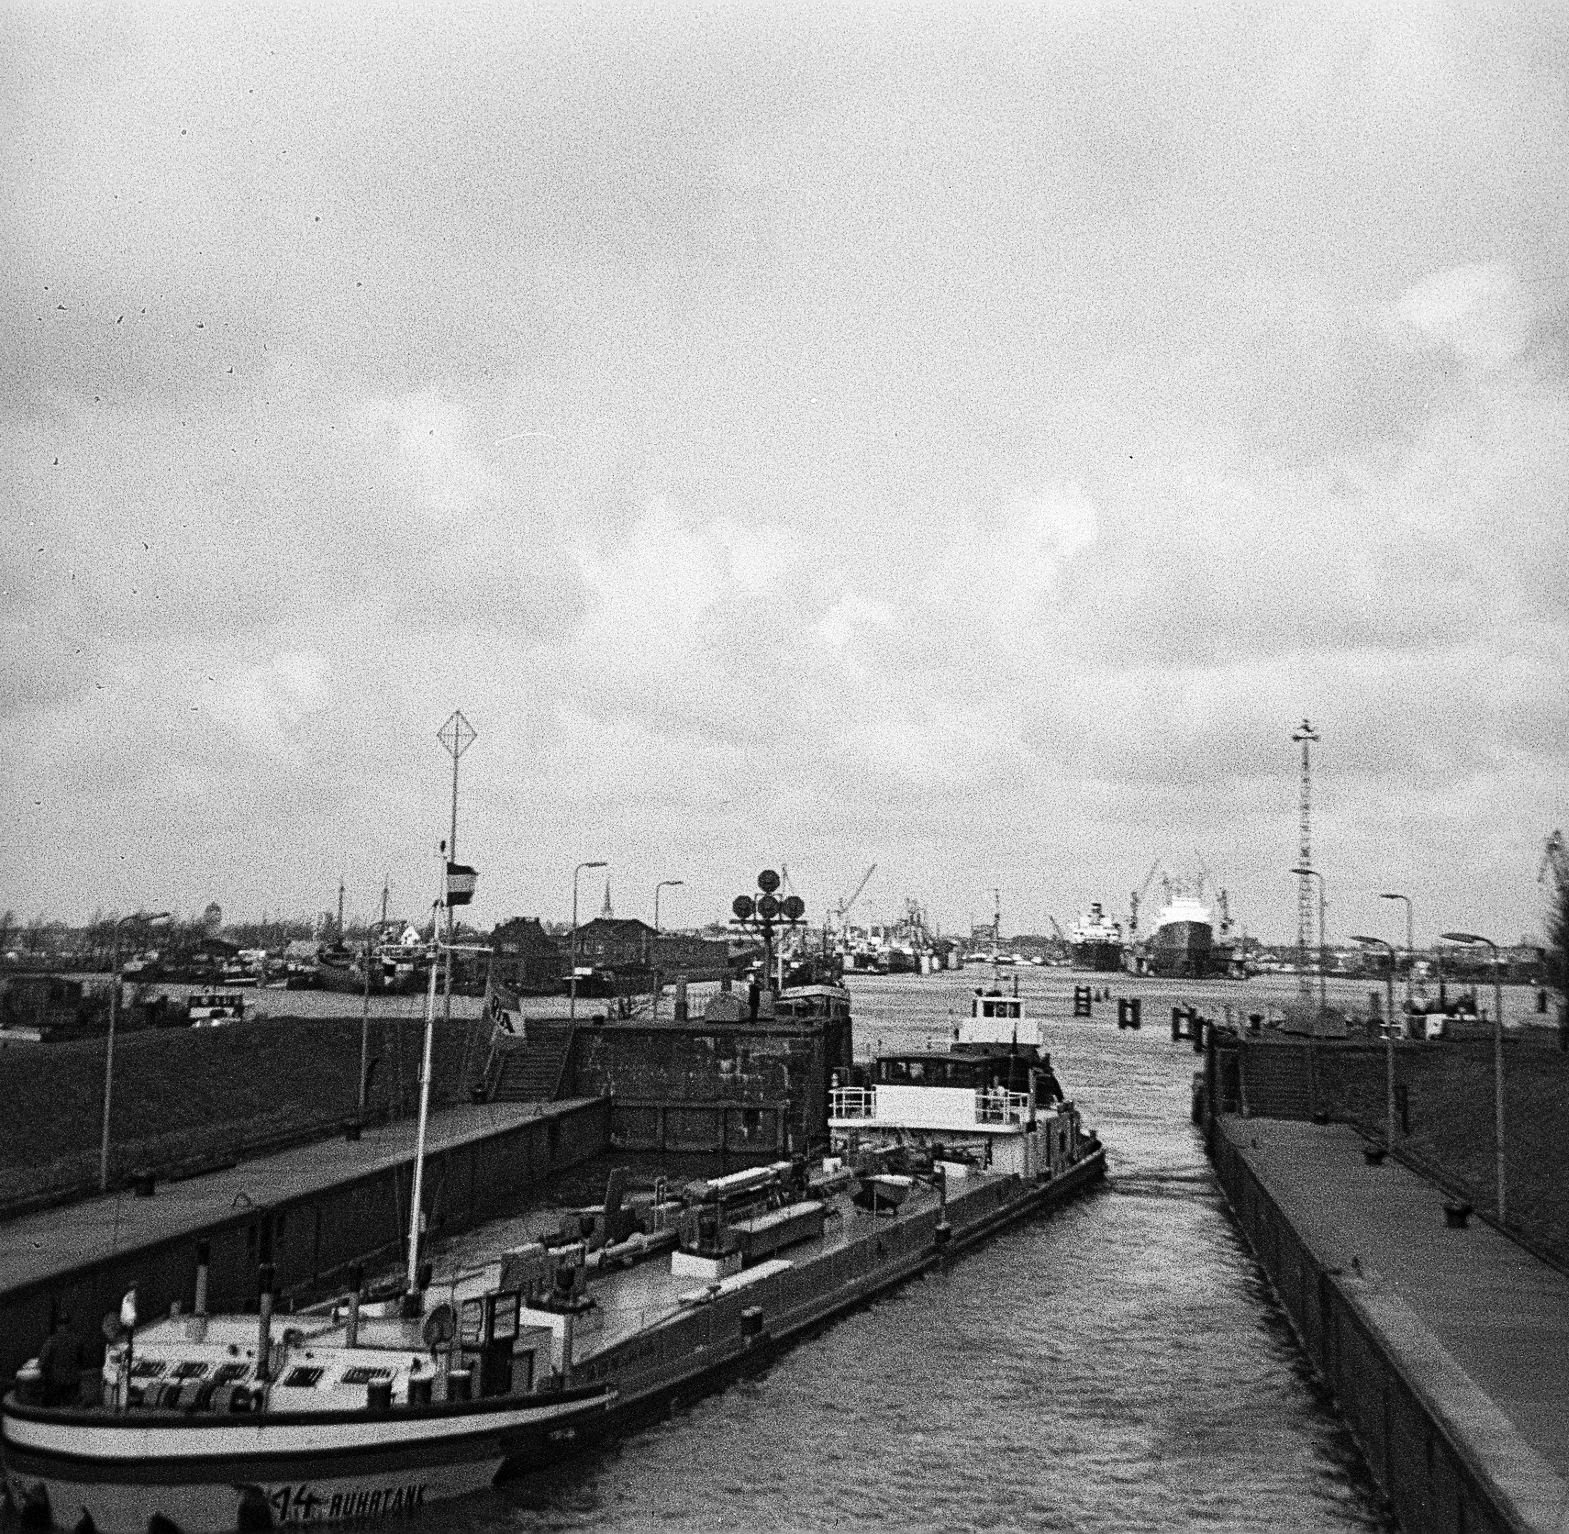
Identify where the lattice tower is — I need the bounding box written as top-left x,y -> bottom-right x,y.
1293,720 -> 1319,1006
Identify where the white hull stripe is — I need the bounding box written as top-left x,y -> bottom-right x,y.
2,1391 -> 608,1464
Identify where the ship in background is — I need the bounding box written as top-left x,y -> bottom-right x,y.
1069,903 -> 1125,971
1147,876 -> 1237,979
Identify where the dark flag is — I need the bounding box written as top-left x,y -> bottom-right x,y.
445,863 -> 478,906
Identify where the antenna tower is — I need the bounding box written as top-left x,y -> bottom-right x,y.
1292,720 -> 1319,1007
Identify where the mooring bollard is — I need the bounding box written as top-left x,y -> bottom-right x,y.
1444,1200 -> 1472,1229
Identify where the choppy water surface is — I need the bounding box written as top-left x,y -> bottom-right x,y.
432,970 -> 1392,1532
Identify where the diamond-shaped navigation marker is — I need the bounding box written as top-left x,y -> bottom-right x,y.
437,709 -> 477,759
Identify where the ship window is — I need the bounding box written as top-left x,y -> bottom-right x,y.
461,1297 -> 484,1347
172,1361 -> 209,1379
907,1061 -> 926,1082
130,1359 -> 167,1379
213,1362 -> 251,1385
340,1366 -> 394,1386
282,1366 -> 325,1388
491,1292 -> 520,1343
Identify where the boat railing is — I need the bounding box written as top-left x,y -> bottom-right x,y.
974,1089 -> 1032,1125
829,1087 -> 876,1119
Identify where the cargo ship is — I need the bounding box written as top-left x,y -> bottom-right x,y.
1149,885 -> 1236,978
1069,903 -> 1125,972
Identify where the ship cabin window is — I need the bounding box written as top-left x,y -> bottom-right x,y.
212,1362 -> 251,1385
171,1361 -> 209,1380
461,1298 -> 485,1348
975,998 -> 1021,1020
489,1292 -> 520,1343
877,1057 -> 974,1087
340,1366 -> 393,1386
282,1366 -> 325,1389
130,1359 -> 167,1379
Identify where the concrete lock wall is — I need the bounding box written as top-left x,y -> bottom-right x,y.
1212,1130 -> 1517,1534
1216,1033 -> 1569,1269
566,1022 -> 850,1156
0,1099 -> 610,1384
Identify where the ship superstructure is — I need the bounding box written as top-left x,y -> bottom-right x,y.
1069,903 -> 1125,972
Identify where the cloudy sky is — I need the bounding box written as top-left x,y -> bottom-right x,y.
4,1 -> 1567,946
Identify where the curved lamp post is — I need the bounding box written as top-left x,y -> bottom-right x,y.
1351,934 -> 1397,1155
651,880 -> 684,1021
100,910 -> 171,1192
1380,892 -> 1413,1017
653,880 -> 683,934
1441,931 -> 1505,1226
570,861 -> 607,1026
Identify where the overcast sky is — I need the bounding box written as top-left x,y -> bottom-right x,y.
4,1 -> 1567,946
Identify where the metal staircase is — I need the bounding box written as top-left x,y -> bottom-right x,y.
487,1022 -> 575,1102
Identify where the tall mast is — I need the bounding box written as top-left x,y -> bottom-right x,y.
406,851 -> 444,1296
1293,720 -> 1319,1011
436,712 -> 476,1026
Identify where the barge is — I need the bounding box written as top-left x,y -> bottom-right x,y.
4,868 -> 1105,1532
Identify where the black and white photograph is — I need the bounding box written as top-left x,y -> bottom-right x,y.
2,3 -> 1567,1530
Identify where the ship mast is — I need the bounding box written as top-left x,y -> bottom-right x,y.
406,848 -> 445,1298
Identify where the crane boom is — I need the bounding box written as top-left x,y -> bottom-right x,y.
836,863 -> 877,926
1048,915 -> 1067,943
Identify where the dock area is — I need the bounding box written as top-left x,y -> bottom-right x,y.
1211,1115 -> 1569,1534
0,1098 -> 610,1383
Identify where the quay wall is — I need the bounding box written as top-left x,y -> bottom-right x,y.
0,1014 -> 491,1213
0,1099 -> 610,1385
1209,1124 -> 1520,1534
1209,1033 -> 1569,1269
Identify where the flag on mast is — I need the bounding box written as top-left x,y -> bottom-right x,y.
445,863 -> 478,906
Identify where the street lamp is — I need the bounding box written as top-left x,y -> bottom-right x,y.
100,910 -> 171,1192
653,880 -> 684,934
1380,892 -> 1413,1018
651,881 -> 684,1022
1441,931 -> 1506,1226
1289,866 -> 1328,1020
570,862 -> 607,1026
1351,934 -> 1397,1155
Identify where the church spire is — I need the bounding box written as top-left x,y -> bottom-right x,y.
600,878 -> 613,919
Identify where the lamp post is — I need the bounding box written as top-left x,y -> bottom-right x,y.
653,880 -> 683,934
570,862 -> 607,1026
651,880 -> 684,1022
100,910 -> 170,1192
1441,931 -> 1506,1226
1289,866 -> 1328,1021
1351,935 -> 1397,1154
1380,892 -> 1413,1019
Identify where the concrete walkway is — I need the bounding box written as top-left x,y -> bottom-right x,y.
1221,1117 -> 1569,1527
0,1101 -> 584,1296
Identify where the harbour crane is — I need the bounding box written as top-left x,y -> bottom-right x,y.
835,864 -> 877,931
1047,915 -> 1068,944
1130,859 -> 1163,939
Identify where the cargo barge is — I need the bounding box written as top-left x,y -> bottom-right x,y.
4,867 -> 1105,1532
